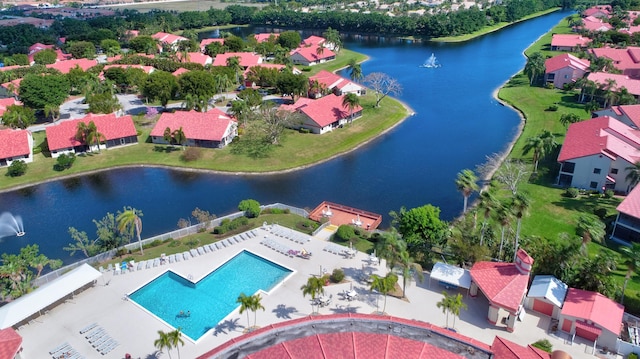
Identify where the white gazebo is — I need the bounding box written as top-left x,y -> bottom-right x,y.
429,262 -> 471,291
0,264 -> 101,329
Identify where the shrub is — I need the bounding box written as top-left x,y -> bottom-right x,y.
531,339 -> 552,353
7,160 -> 27,177
168,239 -> 181,247
604,189 -> 614,198
335,225 -> 356,241
299,128 -> 310,134
546,104 -> 558,111
565,187 -> 579,198
213,226 -> 227,234
238,199 -> 261,218
593,207 -> 608,219
331,268 -> 345,283
181,147 -> 202,162
54,153 -> 76,171
185,238 -> 199,248
628,353 -> 639,359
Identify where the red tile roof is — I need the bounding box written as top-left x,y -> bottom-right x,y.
303,35 -> 326,47
0,65 -> 26,72
491,336 -> 549,359
584,5 -> 611,17
589,47 -> 640,74
618,184 -> 640,218
28,42 -> 53,54
46,59 -> 97,74
297,94 -> 362,127
172,68 -> 190,77
557,116 -> 640,163
309,70 -> 362,92
551,34 -> 591,48
587,72 -> 640,95
581,16 -> 614,32
0,98 -> 20,117
199,38 -> 224,51
290,45 -> 336,63
253,33 -> 279,43
151,32 -> 187,44
0,129 -> 30,159
544,53 -> 590,73
150,109 -> 235,142
470,259 -> 531,313
45,113 -> 137,151
212,52 -> 262,67
103,64 -> 155,74
561,288 -> 624,335
0,328 -> 21,359
199,313 -> 493,359
614,104 -> 640,128
177,52 -> 212,66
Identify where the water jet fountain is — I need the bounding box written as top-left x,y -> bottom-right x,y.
0,212 -> 25,238
420,53 -> 441,68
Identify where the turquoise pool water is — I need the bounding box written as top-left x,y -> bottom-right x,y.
129,250 -> 292,341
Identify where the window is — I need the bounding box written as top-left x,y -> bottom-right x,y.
594,168 -> 601,174
590,181 -> 598,189
611,168 -> 619,174
561,162 -> 575,173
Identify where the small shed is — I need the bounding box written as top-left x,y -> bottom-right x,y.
429,262 -> 471,291
525,275 -> 568,318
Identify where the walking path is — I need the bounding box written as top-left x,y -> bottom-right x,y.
17,225 -> 608,359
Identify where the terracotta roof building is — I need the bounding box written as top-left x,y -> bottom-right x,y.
550,34 -> 591,51
308,70 -> 365,97
289,45 -> 336,66
544,53 -> 590,89
150,109 -> 237,148
151,32 -> 188,51
556,116 -> 640,193
46,59 -> 98,74
45,113 -> 138,158
469,249 -> 533,332
281,94 -> 363,134
593,104 -> 640,128
0,328 -> 22,359
177,52 -> 212,66
199,38 -> 224,52
212,52 -> 262,68
491,336 -> 550,359
0,98 -> 21,118
0,128 -> 33,167
589,47 -> 640,78
612,184 -> 640,243
558,288 -> 624,348
253,33 -> 279,43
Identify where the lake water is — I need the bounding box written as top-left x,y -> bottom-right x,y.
0,11 -> 569,264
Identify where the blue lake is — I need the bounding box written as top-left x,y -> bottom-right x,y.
0,11 -> 569,264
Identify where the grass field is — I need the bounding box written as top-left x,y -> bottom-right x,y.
104,0 -> 265,12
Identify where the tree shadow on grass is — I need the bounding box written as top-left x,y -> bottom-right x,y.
152,145 -> 179,153
557,94 -> 586,110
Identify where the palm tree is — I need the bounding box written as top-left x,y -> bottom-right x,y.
576,213 -> 606,253
511,192 -> 530,262
559,113 -> 581,128
397,249 -> 423,298
449,292 -> 467,329
154,330 -> 173,359
496,203 -> 512,261
369,272 -> 397,314
301,276 -> 325,314
347,58 -> 363,82
250,293 -> 265,328
75,121 -> 105,153
522,131 -> 556,173
315,45 -> 325,58
182,93 -> 196,110
524,52 -> 545,85
342,93 -> 360,123
163,127 -> 173,144
621,243 -> 640,304
374,230 -> 402,269
436,291 -> 453,328
117,207 -> 144,255
167,328 -> 184,359
226,56 -> 242,84
626,161 -> 640,189
455,169 -> 478,213
478,190 -> 498,246
173,127 -> 186,149
602,79 -> 617,108
617,87 -> 636,105
237,292 -> 254,330
44,104 -> 60,123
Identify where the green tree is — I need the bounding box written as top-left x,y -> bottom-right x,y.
87,91 -> 121,114
455,169 -> 478,213
238,199 -> 260,218
64,227 -> 99,258
75,121 -> 106,152
524,52 -> 545,85
347,58 -> 363,82
178,70 -> 216,105
477,189 -> 498,245
224,35 -> 245,52
237,293 -> 265,331
322,27 -> 342,53
19,74 -> 70,109
276,70 -> 309,101
522,130 -> 557,173
6,160 -> 27,177
496,203 -> 513,260
67,41 -> 96,59
620,243 -> 640,304
100,39 -> 120,56
2,105 -> 35,129
129,35 -> 158,54
277,31 -> 302,50
301,276 -> 325,314
511,192 -> 530,261
54,153 -> 76,171
396,248 -> 424,298
143,71 -> 178,107
391,205 -> 447,261
559,113 -> 581,128
576,213 -> 606,252
117,207 -> 144,255
44,104 -> 60,123
449,292 -> 467,329
33,49 -> 57,65
626,161 -> 640,189
154,330 -> 173,359
167,328 -> 184,359
437,291 -> 453,328
369,272 -> 397,314
342,93 -> 360,123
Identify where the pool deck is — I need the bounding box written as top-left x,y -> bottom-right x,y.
20,225 -> 616,359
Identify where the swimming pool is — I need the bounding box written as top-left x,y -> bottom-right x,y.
128,250 -> 292,341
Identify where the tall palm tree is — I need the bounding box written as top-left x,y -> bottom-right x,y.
315,45 -> 325,58
117,207 -> 144,255
369,272 -> 397,314
347,58 -> 363,82
576,213 -> 606,253
602,78 -> 617,108
163,127 -> 173,144
342,93 -> 360,123
237,292 -> 254,330
524,52 -> 545,85
397,249 -> 423,298
449,292 -> 467,329
511,192 -> 530,262
75,121 -> 105,153
436,291 -> 453,328
522,130 -> 556,173
167,328 -> 184,359
496,203 -> 512,261
250,293 -> 265,328
455,169 -> 478,214
44,104 -> 60,123
621,243 -> 640,304
226,56 -> 242,84
478,190 -> 498,246
154,330 -> 173,359
173,127 -> 186,148
301,276 -> 325,314
374,230 -> 402,269
626,161 -> 640,189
